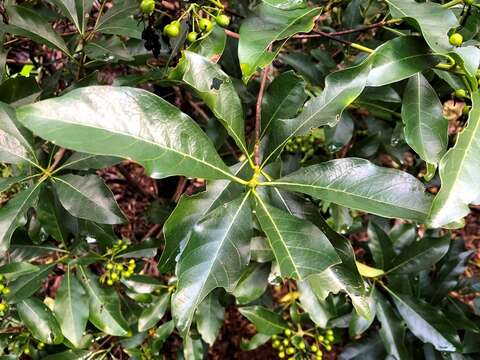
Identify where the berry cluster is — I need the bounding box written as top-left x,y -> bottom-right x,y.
0,274 -> 10,317
99,240 -> 136,286
284,131 -> 324,163
4,332 -> 44,356
271,328 -> 335,359
101,259 -> 136,286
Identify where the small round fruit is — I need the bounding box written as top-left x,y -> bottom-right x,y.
0,274 -> 4,281
107,279 -> 114,286
455,89 -> 467,98
111,273 -> 119,281
2,287 -> 10,295
187,31 -> 198,43
272,335 -> 278,340
24,347 -> 30,355
129,259 -> 135,265
199,18 -> 213,32
449,33 -> 463,46
463,105 -> 471,115
325,344 -> 332,351
106,263 -> 114,270
326,329 -> 333,336
115,264 -> 124,271
278,351 -> 285,359
215,14 -> 230,27
298,342 -> 305,350
317,335 -> 324,342
286,347 -> 295,355
311,345 -> 319,352
283,339 -> 289,346
284,329 -> 292,337
0,303 -> 6,311
465,0 -> 475,5
140,0 -> 155,15
37,342 -> 45,350
326,334 -> 334,342
272,340 -> 281,349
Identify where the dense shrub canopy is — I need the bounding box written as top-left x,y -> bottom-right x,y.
0,0 -> 480,359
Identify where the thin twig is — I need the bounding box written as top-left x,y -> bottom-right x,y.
254,66 -> 270,166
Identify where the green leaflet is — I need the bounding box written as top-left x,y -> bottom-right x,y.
0,184 -> 41,255
94,0 -> 142,39
374,291 -> 409,360
253,194 -> 341,280
54,266 -> 89,348
172,193 -> 252,335
261,70 -> 307,137
269,158 -> 432,222
171,51 -> 247,155
78,267 -> 130,336
264,36 -> 438,164
53,174 -> 126,225
428,91 -> 480,228
389,290 -> 461,352
0,102 -> 35,165
159,162 -> 247,272
402,73 -> 448,167
49,0 -> 94,34
238,3 -> 321,82
195,290 -> 225,346
1,6 -> 70,55
17,298 -> 63,344
385,0 -> 458,54
16,86 -> 235,181
238,306 -> 288,335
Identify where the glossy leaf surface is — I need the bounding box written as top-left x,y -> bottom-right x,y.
16,86 -> 234,181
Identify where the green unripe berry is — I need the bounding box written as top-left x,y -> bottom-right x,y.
325,344 -> 332,351
24,347 -> 30,355
37,342 -> 45,350
311,345 -> 319,352
121,244 -> 128,250
449,33 -> 463,46
465,0 -> 475,5
106,263 -> 113,270
0,274 -> 4,282
129,259 -> 135,265
140,0 -> 155,14
199,18 -> 213,32
288,358 -> 295,360
107,279 -> 114,286
111,272 -> 119,281
0,303 -> 6,311
115,264 -> 124,271
272,340 -> 281,348
286,347 -> 295,355
326,329 -> 333,336
317,335 -> 324,342
298,342 -> 305,350
272,334 -> 278,340
2,287 -> 10,295
455,89 -> 467,98
283,339 -> 289,346
278,351 -> 285,359
284,329 -> 292,336
463,105 -> 471,115
0,284 -> 4,291
316,349 -> 323,355
187,31 -> 198,43
326,334 -> 334,342
215,14 -> 230,27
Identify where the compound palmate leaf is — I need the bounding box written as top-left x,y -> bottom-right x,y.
16,86 -> 236,182
269,158 -> 432,222
172,193 -> 252,335
238,3 -> 321,82
253,194 -> 341,280
428,91 -> 480,228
